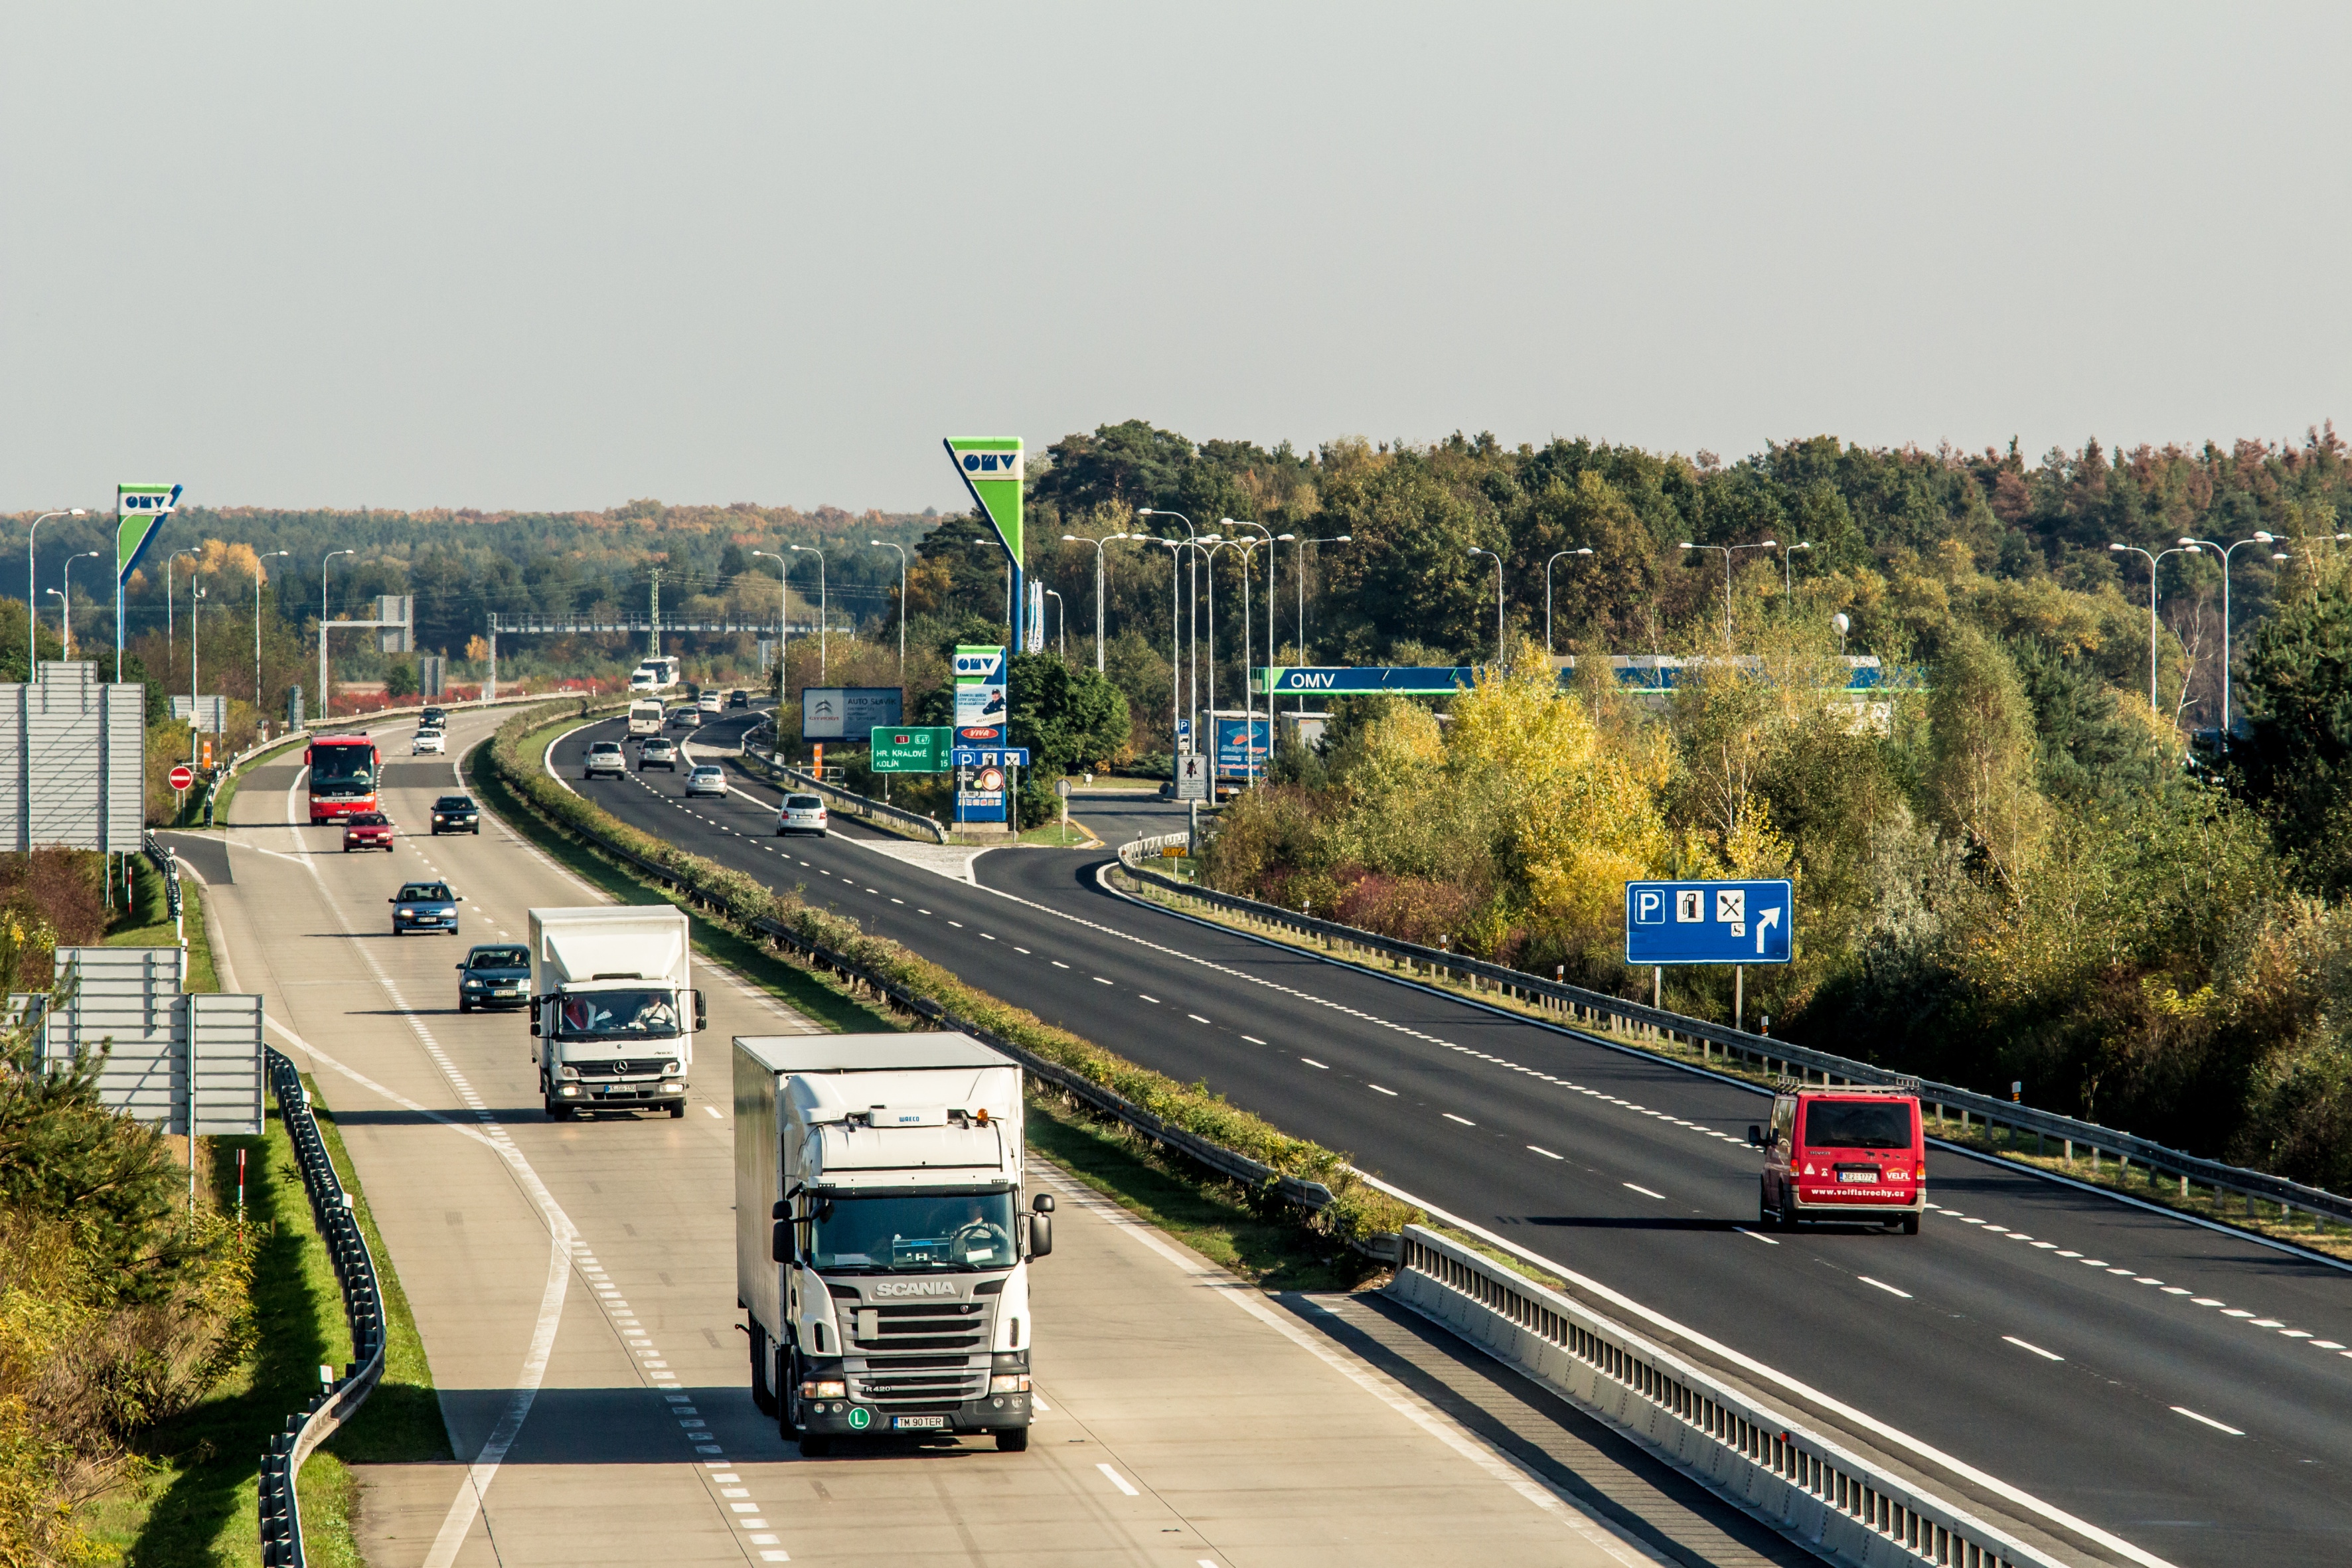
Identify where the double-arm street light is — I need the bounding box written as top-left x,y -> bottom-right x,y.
321,549 -> 355,720
2175,532 -> 2292,739
1679,540 -> 1778,648
1544,548 -> 1593,655
868,540 -> 907,676
1467,547 -> 1506,668
2109,541 -> 2203,717
26,509 -> 86,671
1137,509 -> 1204,747
1221,519 -> 1281,769
1060,531 -> 1133,672
789,546 -> 827,679
257,550 -> 291,713
61,551 -> 104,658
751,550 -> 790,691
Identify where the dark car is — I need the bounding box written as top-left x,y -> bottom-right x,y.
455,942 -> 530,1012
342,811 -> 395,852
420,706 -> 448,728
727,689 -> 749,708
389,881 -> 462,935
430,794 -> 481,834
637,737 -> 680,771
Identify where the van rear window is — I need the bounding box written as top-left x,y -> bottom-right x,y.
1803,1101 -> 1913,1150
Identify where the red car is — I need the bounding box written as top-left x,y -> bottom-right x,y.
342,811 -> 396,852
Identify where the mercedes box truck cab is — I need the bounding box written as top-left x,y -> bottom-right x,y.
528,906 -> 703,1119
736,1033 -> 1053,1455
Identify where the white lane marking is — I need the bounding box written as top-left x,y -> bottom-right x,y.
2192,1297 -> 2225,1306
947,919 -> 962,927
1734,1228 -> 1779,1245
1300,1058 -> 1330,1069
1095,1462 -> 1140,1497
2003,1336 -> 2063,1361
1622,1183 -> 1664,1200
1443,1113 -> 1476,1127
704,1105 -> 723,1120
1369,1084 -> 1399,1097
1093,976 -> 1113,985
1857,1277 -> 1913,1300
1240,1035 -> 1266,1044
1138,995 -> 1160,1004
1050,960 -> 1069,969
2222,1308 -> 2255,1318
2171,1406 -> 2244,1436
892,898 -> 904,904
1187,1013 -> 1210,1024
1527,1145 -> 1563,1160
1013,945 -> 1029,953
979,931 -> 996,940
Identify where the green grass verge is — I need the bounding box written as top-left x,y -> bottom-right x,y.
203,731 -> 315,830
104,854 -> 218,996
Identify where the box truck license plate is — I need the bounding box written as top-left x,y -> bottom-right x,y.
892,1415 -> 946,1431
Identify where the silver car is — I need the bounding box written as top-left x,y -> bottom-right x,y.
777,793 -> 828,837
684,764 -> 728,798
584,741 -> 626,778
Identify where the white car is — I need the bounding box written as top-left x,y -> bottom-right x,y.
412,728 -> 446,755
777,793 -> 827,837
684,764 -> 728,798
584,741 -> 627,778
697,692 -> 723,714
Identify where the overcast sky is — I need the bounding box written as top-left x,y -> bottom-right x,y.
6,4 -> 2347,515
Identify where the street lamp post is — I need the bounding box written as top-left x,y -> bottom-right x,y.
1221,520 -> 1278,771
1201,538 -> 1233,750
868,540 -> 907,677
257,550 -> 291,716
25,509 -> 86,673
42,591 -> 64,657
1782,540 -> 1812,599
1291,535 -> 1351,724
751,550 -> 790,694
1043,588 -> 1066,661
1678,540 -> 1778,649
321,549 -> 355,720
1060,532 -> 1125,672
2173,534 -> 2291,738
1467,547 -> 1506,668
2109,542 -> 2203,717
1543,547 -> 1593,656
62,551 -> 104,659
1138,510 -> 1202,751
1154,539 -> 1184,754
789,546 -> 828,679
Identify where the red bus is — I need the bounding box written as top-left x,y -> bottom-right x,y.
307,734 -> 382,824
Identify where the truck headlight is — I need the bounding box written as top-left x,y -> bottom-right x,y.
799,1379 -> 846,1400
988,1373 -> 1031,1393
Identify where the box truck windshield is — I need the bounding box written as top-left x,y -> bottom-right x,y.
557,990 -> 681,1039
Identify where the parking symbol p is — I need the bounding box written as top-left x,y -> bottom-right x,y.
1636,890 -> 1664,924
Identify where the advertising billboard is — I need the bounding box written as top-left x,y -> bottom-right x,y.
800,686 -> 903,740
1214,714 -> 1271,780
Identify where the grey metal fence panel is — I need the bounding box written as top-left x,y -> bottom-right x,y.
44,946 -> 262,1136
0,665 -> 145,852
104,682 -> 145,852
189,992 -> 266,1135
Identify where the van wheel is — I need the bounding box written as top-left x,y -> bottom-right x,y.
544,1091 -> 569,1121
1758,1181 -> 1774,1229
1900,1214 -> 1920,1236
995,1427 -> 1029,1452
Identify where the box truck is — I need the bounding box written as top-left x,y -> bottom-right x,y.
735,1032 -> 1053,1455
528,907 -> 704,1120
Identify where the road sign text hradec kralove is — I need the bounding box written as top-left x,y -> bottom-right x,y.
1624,880 -> 1792,965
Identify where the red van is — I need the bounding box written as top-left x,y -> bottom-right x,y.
1749,1088 -> 1923,1234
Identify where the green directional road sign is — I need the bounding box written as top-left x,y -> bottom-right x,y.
870,726 -> 951,772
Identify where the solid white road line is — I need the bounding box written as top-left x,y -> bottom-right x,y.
2171,1406 -> 2244,1436
2002,1336 -> 2063,1361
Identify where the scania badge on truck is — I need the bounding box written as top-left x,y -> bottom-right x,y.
735,1033 -> 1053,1455
528,906 -> 704,1119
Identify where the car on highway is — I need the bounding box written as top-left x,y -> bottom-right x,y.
684,763 -> 728,798
430,794 -> 481,834
389,880 -> 463,935
669,706 -> 699,728
727,688 -> 749,708
585,741 -> 626,778
637,736 -> 680,771
455,942 -> 530,1012
412,728 -> 446,755
777,793 -> 827,836
341,811 -> 395,852
696,691 -> 722,715
420,705 -> 447,724
1751,1086 -> 1923,1233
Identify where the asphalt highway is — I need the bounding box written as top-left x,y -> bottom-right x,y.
562,708 -> 2352,1568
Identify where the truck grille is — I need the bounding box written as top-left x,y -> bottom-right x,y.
850,1366 -> 986,1411
572,1058 -> 670,1078
852,1301 -> 985,1353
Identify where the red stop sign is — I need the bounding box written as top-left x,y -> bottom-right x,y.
169,764 -> 195,791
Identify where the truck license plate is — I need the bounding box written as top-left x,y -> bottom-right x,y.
892,1415 -> 946,1431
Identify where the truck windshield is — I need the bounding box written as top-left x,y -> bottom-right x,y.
810,1190 -> 1016,1272
557,990 -> 680,1039
1804,1101 -> 1913,1150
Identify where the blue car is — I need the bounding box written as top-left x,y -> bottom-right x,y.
390,880 -> 463,935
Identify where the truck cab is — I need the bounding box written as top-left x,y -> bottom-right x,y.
736,1034 -> 1052,1456
1751,1086 -> 1924,1233
528,907 -> 702,1120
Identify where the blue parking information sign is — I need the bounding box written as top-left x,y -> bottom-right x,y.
1624,880 -> 1792,965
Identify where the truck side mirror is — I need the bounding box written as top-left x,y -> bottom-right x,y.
773,1200 -> 789,1220
1028,1214 -> 1053,1258
693,990 -> 708,1031
1747,1125 -> 1763,1148
529,1016 -> 541,1037
771,1219 -> 791,1264
1031,1194 -> 1055,1214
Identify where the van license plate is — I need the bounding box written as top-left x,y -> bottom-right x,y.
892,1415 -> 946,1430
1838,1170 -> 1880,1183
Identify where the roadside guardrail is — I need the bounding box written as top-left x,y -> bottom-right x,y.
735,732 -> 950,844
1113,842 -> 2352,1231
256,1046 -> 384,1567
1392,1225 -> 2057,1568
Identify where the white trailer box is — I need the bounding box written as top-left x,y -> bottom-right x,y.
734,1032 -> 1052,1454
528,905 -> 702,1119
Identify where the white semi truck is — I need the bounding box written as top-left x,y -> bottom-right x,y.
528,906 -> 704,1120
735,1033 -> 1053,1455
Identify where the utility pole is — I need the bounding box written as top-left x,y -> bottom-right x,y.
648,568 -> 661,661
